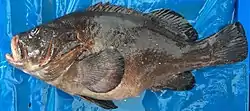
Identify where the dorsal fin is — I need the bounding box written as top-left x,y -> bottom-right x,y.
87,3 -> 198,42
145,9 -> 198,42
87,2 -> 142,16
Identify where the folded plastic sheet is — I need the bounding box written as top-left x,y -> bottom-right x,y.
0,0 -> 249,111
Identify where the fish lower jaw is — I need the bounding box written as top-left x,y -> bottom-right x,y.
5,53 -> 24,66
16,61 -> 43,75
5,53 -> 44,75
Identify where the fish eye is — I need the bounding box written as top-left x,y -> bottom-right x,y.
30,28 -> 40,36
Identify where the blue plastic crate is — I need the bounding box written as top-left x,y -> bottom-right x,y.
238,0 -> 250,110
0,0 -> 249,111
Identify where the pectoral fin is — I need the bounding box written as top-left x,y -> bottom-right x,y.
79,47 -> 125,93
79,95 -> 118,109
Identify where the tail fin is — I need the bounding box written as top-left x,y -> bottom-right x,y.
204,22 -> 248,64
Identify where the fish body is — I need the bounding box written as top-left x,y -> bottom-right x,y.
5,2 -> 248,109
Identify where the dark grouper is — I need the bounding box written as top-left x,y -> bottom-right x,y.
5,2 -> 248,109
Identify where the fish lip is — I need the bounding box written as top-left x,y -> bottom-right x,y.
5,35 -> 24,67
11,35 -> 22,61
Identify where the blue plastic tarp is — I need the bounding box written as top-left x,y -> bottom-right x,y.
0,0 -> 249,111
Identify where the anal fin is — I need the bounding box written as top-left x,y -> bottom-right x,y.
152,71 -> 196,91
79,95 -> 118,109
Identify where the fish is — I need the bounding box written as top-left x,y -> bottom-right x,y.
5,2 -> 248,109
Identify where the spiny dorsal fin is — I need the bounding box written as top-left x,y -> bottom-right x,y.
146,9 -> 198,42
87,2 -> 142,16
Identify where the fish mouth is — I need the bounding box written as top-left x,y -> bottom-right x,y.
6,35 -> 55,70
5,35 -> 25,67
6,34 -> 85,72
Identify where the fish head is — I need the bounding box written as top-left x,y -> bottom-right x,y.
5,24 -> 81,76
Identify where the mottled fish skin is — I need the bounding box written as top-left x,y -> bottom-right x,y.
5,2 -> 248,109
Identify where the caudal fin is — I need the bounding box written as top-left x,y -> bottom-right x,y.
205,22 -> 248,64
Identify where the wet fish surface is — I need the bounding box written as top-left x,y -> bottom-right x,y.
5,2 -> 248,109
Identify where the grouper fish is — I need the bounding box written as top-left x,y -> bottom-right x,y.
5,2 -> 248,109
